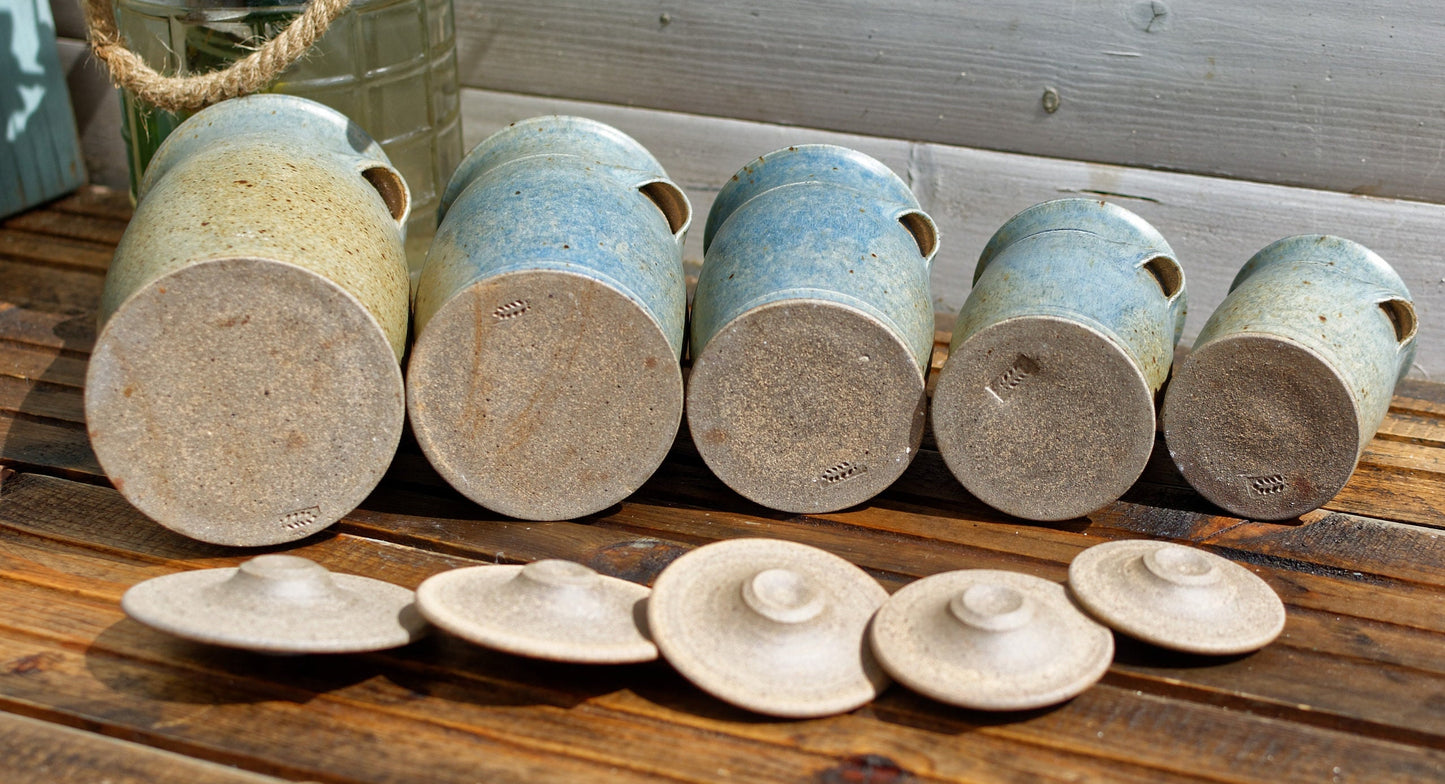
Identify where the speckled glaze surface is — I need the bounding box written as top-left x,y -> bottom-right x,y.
932,199 -> 1186,522
121,555 -> 427,654
415,560 -> 657,664
870,569 -> 1113,711
647,538 -> 891,718
1163,235 -> 1417,520
1068,539 -> 1286,655
86,95 -> 410,547
409,116 -> 689,522
687,145 -> 938,514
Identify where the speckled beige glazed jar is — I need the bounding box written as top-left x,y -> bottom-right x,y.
85,95 -> 410,547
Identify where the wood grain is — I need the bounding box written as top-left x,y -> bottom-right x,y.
451,0 -> 1445,205
3,471 -> 1443,782
8,467 -> 1445,747
0,712 -> 286,784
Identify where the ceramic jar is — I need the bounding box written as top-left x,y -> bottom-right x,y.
1162,235 -> 1417,519
86,94 -> 410,547
409,116 -> 690,521
687,144 -> 939,514
932,199 -> 1186,521
115,0 -> 464,280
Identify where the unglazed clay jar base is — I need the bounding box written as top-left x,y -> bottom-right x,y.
1164,334 -> 1361,521
416,560 -> 657,664
687,300 -> 926,514
1068,539 -> 1286,655
87,257 -> 405,547
647,538 -> 890,718
932,315 -> 1155,521
408,269 -> 683,521
121,555 -> 426,653
870,569 -> 1114,711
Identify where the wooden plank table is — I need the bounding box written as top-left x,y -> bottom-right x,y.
2,187 -> 1443,783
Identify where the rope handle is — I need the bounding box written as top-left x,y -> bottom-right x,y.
81,0 -> 351,113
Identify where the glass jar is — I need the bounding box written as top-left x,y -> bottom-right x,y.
114,0 -> 463,281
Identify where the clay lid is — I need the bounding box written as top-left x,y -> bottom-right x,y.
647,538 -> 890,718
121,555 -> 426,653
1162,333 -> 1361,520
686,299 -> 927,514
1068,540 -> 1286,655
415,560 -> 657,664
870,569 -> 1114,710
932,314 -> 1156,521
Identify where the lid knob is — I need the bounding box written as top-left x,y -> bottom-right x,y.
227,554 -> 337,602
741,568 -> 826,624
1142,544 -> 1223,588
948,583 -> 1036,632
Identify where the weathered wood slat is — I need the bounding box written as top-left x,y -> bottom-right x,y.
47,187 -> 134,223
0,303 -> 96,354
0,604 -> 1181,784
1377,412 -> 1445,448
0,374 -> 85,425
0,711 -> 287,784
3,209 -> 128,248
3,477 -> 1443,782
0,229 -> 115,273
0,341 -> 89,389
0,416 -> 100,482
452,1 -> 1445,206
7,469 -> 1445,757
0,259 -> 105,315
0,629 -> 687,784
0,540 -> 1158,784
1326,464 -> 1445,530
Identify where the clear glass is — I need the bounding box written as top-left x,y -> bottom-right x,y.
114,0 -> 464,280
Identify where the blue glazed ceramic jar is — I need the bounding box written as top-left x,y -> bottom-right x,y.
409,116 -> 690,521
688,144 -> 938,514
1163,235 -> 1416,519
932,199 -> 1186,521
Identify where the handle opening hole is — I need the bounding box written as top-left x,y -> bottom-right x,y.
362,166 -> 408,222
1380,297 -> 1417,345
899,210 -> 938,259
1143,255 -> 1183,300
640,181 -> 691,236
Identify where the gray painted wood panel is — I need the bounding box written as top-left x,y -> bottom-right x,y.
452,0 -> 1445,204
55,38 -> 128,190
461,88 -> 1444,378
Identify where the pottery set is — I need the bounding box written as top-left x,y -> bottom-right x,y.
121,536 -> 1285,717
90,94 -> 1417,549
